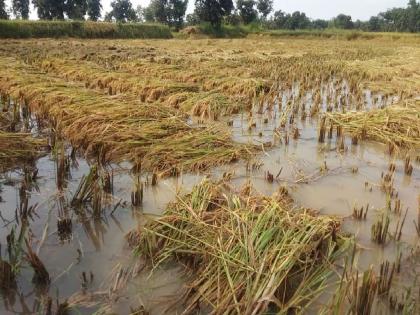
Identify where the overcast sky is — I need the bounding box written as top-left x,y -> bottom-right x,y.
6,0 -> 410,21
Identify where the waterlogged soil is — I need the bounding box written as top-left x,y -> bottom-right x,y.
0,37 -> 419,314
1,104 -> 419,314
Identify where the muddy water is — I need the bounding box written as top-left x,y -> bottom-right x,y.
0,156 -> 203,314
228,108 -> 419,266
1,97 -> 419,314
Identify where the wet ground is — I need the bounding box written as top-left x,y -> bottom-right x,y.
0,90 -> 419,314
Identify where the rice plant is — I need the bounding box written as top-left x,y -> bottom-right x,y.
132,179 -> 351,314
371,214 -> 390,244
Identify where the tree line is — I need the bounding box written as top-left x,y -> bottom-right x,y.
0,0 -> 419,33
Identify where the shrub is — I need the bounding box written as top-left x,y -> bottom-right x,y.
0,20 -> 172,39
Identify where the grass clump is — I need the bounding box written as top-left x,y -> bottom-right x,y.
0,20 -> 172,39
181,23 -> 248,38
131,179 -> 350,314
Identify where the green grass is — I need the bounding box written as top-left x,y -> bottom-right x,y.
185,23 -> 248,38
263,28 -> 420,40
0,20 -> 173,39
178,24 -> 420,40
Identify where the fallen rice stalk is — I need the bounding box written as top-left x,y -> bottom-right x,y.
0,58 -> 255,175
131,180 -> 350,314
0,131 -> 46,171
325,101 -> 420,150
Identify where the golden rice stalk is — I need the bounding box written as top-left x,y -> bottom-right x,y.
132,180 -> 350,314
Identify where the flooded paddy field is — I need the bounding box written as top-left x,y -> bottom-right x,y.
0,36 -> 419,314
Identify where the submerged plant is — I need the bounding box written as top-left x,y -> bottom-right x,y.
71,165 -> 99,207
371,214 -> 390,244
352,204 -> 369,220
25,239 -> 50,286
377,260 -> 395,296
350,268 -> 377,315
131,176 -> 143,207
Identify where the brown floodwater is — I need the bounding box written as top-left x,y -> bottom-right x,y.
0,88 -> 418,314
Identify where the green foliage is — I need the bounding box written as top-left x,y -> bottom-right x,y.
0,20 -> 173,38
289,11 -> 310,29
236,0 -> 257,24
168,0 -> 188,29
0,0 -> 8,19
87,0 -> 101,21
32,0 -> 92,20
66,0 -> 87,20
197,22 -> 247,37
257,1 -> 419,33
256,0 -> 272,19
32,0 -> 66,20
145,0 -> 188,30
331,14 -> 354,29
373,0 -> 420,32
12,0 -> 30,19
312,19 -> 328,29
147,0 -> 167,23
185,11 -> 200,25
195,0 -> 234,27
142,5 -> 154,22
105,0 -> 137,22
269,10 -> 310,30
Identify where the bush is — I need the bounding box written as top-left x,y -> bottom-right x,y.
197,23 -> 248,38
0,20 -> 173,39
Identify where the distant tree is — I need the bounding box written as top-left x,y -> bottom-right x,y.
33,0 -> 66,19
66,0 -> 87,19
270,10 -> 310,30
12,0 -> 30,19
142,5 -> 154,22
135,5 -> 144,21
236,0 -> 257,24
147,0 -> 167,23
353,19 -> 368,30
0,0 -> 8,19
195,0 -> 234,27
367,16 -> 382,31
332,14 -> 354,29
272,10 -> 289,29
311,19 -> 328,29
379,8 -> 407,31
144,0 -> 187,29
168,0 -> 188,29
105,0 -> 137,22
87,0 -> 101,21
224,11 -> 241,25
256,0 -> 272,19
406,0 -> 420,32
184,12 -> 197,25
365,1 -> 419,32
288,11 -> 309,29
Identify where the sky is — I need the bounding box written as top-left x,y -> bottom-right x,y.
5,0 -> 410,21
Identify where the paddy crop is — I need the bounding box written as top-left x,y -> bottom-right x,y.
0,35 -> 419,315
0,57 -> 253,175
324,100 -> 420,151
132,179 -> 351,314
0,131 -> 46,171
